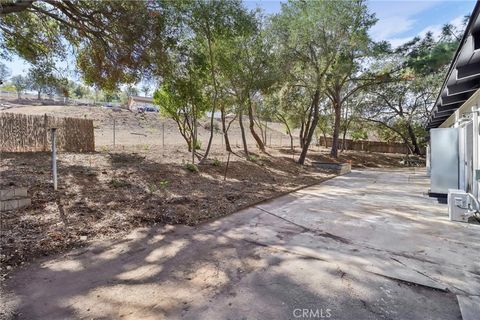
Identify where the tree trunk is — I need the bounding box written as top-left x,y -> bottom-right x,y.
181,131 -> 192,153
238,109 -> 249,156
298,89 -> 320,165
341,126 -> 348,152
200,29 -> 217,164
330,95 -> 342,158
247,97 -> 265,151
191,115 -> 197,164
406,123 -> 422,155
341,103 -> 348,152
277,114 -> 294,152
37,90 -> 41,100
289,133 -> 294,152
299,121 -> 305,149
255,117 -> 266,145
201,110 -> 215,163
220,106 -> 232,152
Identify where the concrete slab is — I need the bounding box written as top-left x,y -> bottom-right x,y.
1,168 -> 477,320
457,295 -> 480,320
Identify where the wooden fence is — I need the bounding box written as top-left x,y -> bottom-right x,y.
319,137 -> 415,154
0,113 -> 95,152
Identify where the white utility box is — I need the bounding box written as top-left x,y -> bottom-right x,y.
448,189 -> 471,222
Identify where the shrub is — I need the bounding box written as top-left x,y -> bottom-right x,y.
185,163 -> 199,173
203,122 -> 220,133
212,158 -> 221,166
247,155 -> 258,163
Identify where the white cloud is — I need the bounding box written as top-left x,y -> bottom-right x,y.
388,36 -> 415,48
387,14 -> 466,48
368,0 -> 442,40
370,16 -> 415,40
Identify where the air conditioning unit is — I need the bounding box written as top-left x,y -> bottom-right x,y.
448,189 -> 476,222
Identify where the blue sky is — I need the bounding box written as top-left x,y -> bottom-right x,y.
4,0 -> 477,78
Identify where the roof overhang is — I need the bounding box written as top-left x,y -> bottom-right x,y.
427,1 -> 480,129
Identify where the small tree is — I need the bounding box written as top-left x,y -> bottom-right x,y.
218,13 -> 276,154
270,0 -> 375,163
360,75 -> 435,155
153,79 -> 207,155
141,85 -> 150,97
27,62 -> 60,100
11,75 -> 28,99
73,84 -> 88,99
125,85 -> 139,98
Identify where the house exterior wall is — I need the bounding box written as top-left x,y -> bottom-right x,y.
433,89 -> 480,201
127,96 -> 155,111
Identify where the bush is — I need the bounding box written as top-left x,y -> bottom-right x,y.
204,122 -> 220,132
185,163 -> 199,173
247,155 -> 258,163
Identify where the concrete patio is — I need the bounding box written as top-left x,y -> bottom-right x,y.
2,168 -> 479,319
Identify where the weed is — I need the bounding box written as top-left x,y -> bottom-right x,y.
99,145 -> 109,152
247,155 -> 258,163
147,180 -> 169,193
185,163 -> 199,173
159,179 -> 169,189
146,127 -> 157,134
194,140 -> 202,150
212,158 -> 221,166
142,144 -> 150,151
109,178 -> 130,188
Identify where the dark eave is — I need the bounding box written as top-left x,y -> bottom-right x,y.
427,0 -> 480,129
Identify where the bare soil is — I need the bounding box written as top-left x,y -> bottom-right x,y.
0,102 -> 417,279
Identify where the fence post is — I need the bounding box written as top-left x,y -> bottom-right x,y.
113,119 -> 116,148
44,114 -> 48,152
51,128 -> 58,191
